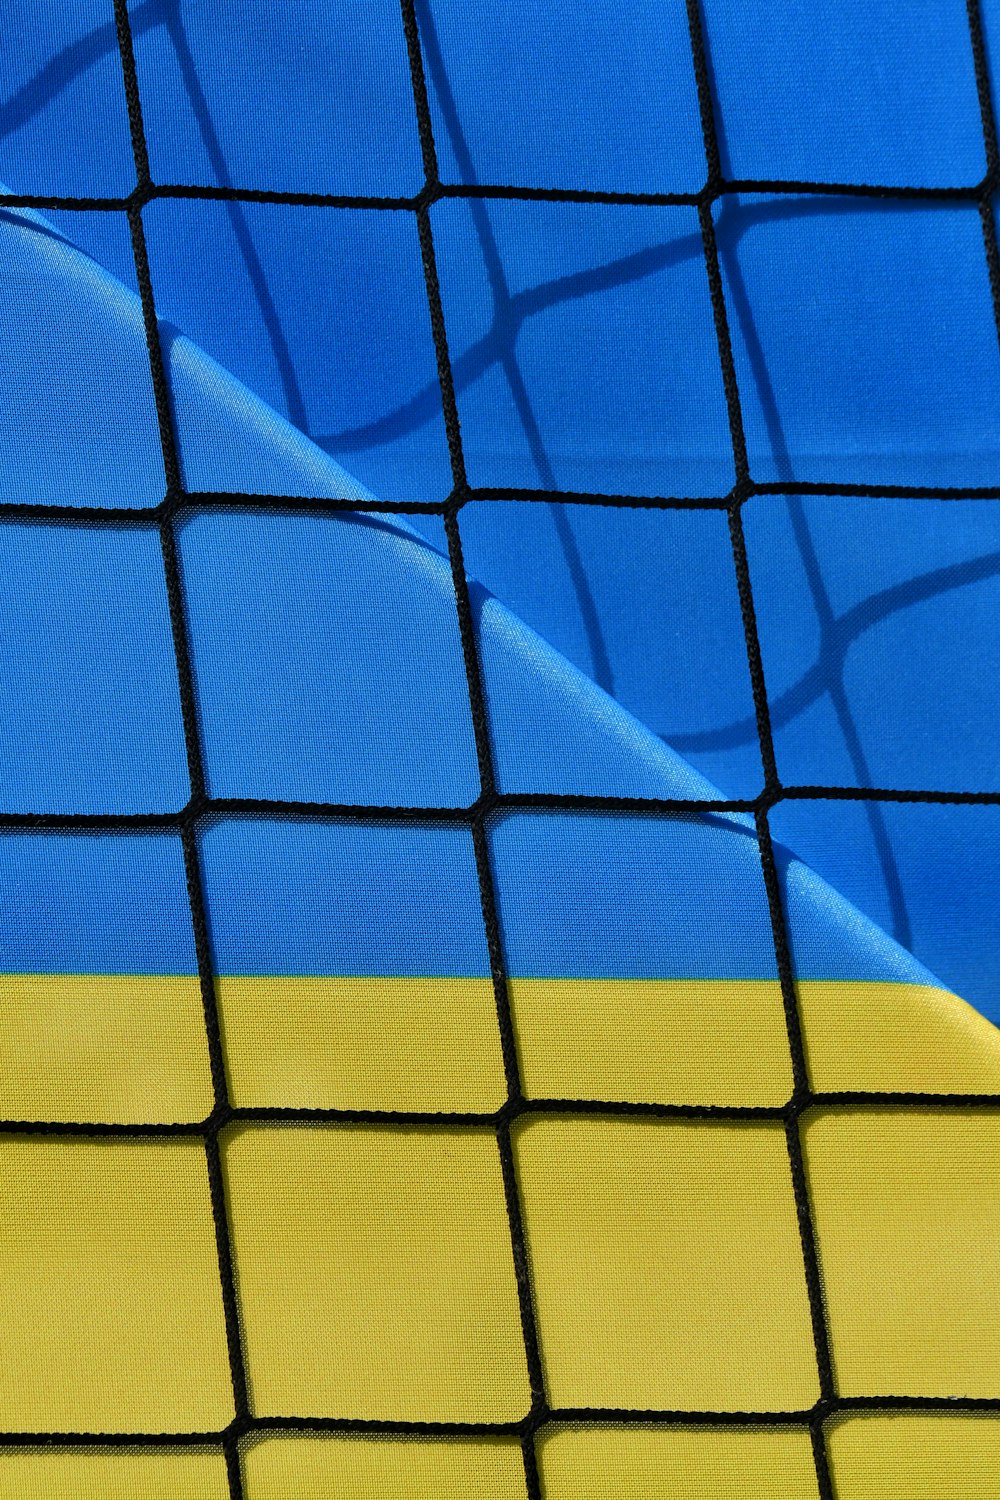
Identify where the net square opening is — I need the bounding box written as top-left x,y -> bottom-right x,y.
462,500 -> 763,798
432,199 -> 736,499
240,1434 -> 527,1500
0,522 -> 189,814
142,201 -> 452,501
0,1137 -> 234,1431
420,0 -> 705,196
130,0 -> 424,198
201,818 -> 505,1115
515,1115 -> 820,1410
805,1108 -> 1000,1398
491,812 -> 793,1109
537,1425 -> 820,1500
701,0 -> 986,188
224,1124 -> 532,1422
715,198 -> 1000,490
178,510 -> 478,807
0,831 -> 212,1124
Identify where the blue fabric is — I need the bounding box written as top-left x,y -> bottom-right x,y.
717,196 -> 1000,489
773,798 -> 1000,1019
142,199 -> 453,501
0,831 -> 195,973
0,0 -> 135,197
0,524 -> 188,815
431,198 -> 734,498
703,0 -> 987,187
0,0 -> 998,1029
493,811 -> 936,986
131,0 -> 424,197
201,819 -> 491,978
0,211 -> 162,508
420,0 -> 705,195
179,510 -> 479,807
744,496 -> 1000,794
462,503 -> 763,796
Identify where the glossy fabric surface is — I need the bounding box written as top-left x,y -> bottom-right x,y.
0,2 -> 999,1497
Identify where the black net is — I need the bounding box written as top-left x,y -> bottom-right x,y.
1,1 -> 999,1498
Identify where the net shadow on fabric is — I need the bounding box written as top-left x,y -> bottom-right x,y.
1,1 -> 999,1498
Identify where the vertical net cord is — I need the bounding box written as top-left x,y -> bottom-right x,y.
110,3 -> 250,1495
398,3 -> 549,1493
967,0 -> 1000,348
681,2 -> 838,1495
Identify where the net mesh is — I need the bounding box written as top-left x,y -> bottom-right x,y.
0,1 -> 998,1497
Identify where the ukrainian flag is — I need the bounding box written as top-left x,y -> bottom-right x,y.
0,1 -> 999,1497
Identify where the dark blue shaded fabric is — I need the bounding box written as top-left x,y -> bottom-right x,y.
130,0 -> 424,196
432,198 -> 735,497
744,495 -> 1000,794
716,197 -> 1000,490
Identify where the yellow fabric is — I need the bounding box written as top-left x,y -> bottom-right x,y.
509,977 -> 793,1105
538,1426 -> 819,1498
0,1138 -> 234,1431
223,1124 -> 531,1420
0,1448 -> 229,1499
2,973 -> 998,1488
514,1115 -> 820,1410
799,982 -> 1000,1094
213,974 -> 1000,1113
3,975 -> 996,1124
241,1435 -> 527,1498
827,1414 -> 1000,1499
804,1108 -> 1000,1397
218,976 -> 506,1112
0,975 -> 212,1123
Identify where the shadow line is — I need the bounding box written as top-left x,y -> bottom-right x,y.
155,0 -> 309,435
416,0 -> 616,692
0,0 -> 161,140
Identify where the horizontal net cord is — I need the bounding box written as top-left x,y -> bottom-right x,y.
0,781 -> 994,834
0,1390 -> 997,1450
1,168 -> 998,215
1,1088 -> 999,1141
3,484 -> 1000,528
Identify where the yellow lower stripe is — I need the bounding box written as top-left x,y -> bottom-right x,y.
218,975 -> 506,1113
510,976 -> 794,1105
0,1449 -> 230,1500
0,974 -> 996,1123
0,973 -> 213,1124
